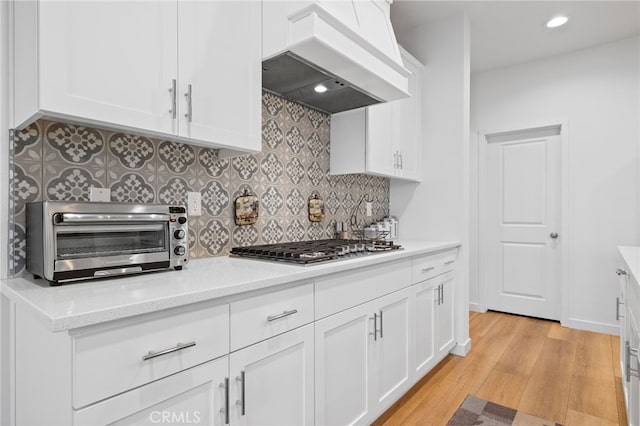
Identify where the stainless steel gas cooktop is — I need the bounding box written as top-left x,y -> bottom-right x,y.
230,239 -> 402,265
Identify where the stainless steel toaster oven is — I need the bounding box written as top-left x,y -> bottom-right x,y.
26,202 -> 188,284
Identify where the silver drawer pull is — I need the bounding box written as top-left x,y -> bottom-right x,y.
220,377 -> 229,424
626,341 -> 639,382
267,309 -> 298,322
421,267 -> 435,273
169,78 -> 177,119
142,341 -> 196,361
444,260 -> 455,265
616,297 -> 624,321
236,371 -> 246,416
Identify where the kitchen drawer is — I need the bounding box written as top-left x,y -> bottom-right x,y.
315,259 -> 412,320
441,250 -> 457,272
230,282 -> 314,352
74,357 -> 227,426
412,249 -> 458,283
73,303 -> 229,409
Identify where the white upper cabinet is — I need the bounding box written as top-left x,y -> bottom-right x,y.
392,49 -> 423,181
13,0 -> 261,154
330,47 -> 423,182
177,1 -> 261,152
14,1 -> 178,135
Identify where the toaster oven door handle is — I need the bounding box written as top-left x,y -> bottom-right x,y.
94,267 -> 144,277
56,213 -> 170,224
55,224 -> 166,234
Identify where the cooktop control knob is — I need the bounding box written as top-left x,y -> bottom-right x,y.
174,229 -> 185,239
177,216 -> 187,225
174,245 -> 186,256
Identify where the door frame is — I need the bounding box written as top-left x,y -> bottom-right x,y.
476,119 -> 570,326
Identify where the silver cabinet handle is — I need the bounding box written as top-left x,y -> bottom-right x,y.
421,267 -> 435,273
169,79 -> 177,119
616,268 -> 628,276
439,284 -> 444,305
399,152 -> 403,170
393,151 -> 399,169
219,377 -> 229,425
379,310 -> 384,339
550,232 -> 559,239
267,309 -> 298,322
616,297 -> 624,321
235,371 -> 245,416
626,342 -> 639,382
184,83 -> 193,122
444,260 -> 455,266
370,313 -> 378,341
142,341 -> 195,361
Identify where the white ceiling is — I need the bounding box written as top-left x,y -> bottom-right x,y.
390,1 -> 640,73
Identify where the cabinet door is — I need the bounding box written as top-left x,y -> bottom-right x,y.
627,317 -> 640,426
178,0 -> 261,151
393,48 -> 423,182
229,325 -> 314,426
37,1 -> 177,135
74,357 -> 228,426
412,278 -> 436,380
371,288 -> 412,413
366,103 -> 395,177
315,302 -> 374,426
436,273 -> 455,358
620,272 -> 629,401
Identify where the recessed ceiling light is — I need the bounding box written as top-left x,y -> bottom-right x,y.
314,84 -> 328,93
546,15 -> 569,28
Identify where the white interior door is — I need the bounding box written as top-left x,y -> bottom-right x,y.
486,127 -> 561,320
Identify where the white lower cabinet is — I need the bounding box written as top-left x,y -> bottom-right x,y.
315,301 -> 373,425
74,356 -> 229,426
411,270 -> 455,382
315,288 -> 411,425
435,271 -> 456,360
412,278 -> 436,379
626,318 -> 640,426
617,249 -> 640,426
371,289 -> 412,413
11,248 -> 461,426
228,324 -> 315,426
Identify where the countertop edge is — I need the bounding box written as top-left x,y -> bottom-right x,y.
618,246 -> 640,282
2,240 -> 461,332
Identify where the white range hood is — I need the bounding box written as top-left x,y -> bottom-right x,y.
262,0 -> 410,114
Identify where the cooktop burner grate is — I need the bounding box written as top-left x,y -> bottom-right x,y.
230,239 -> 402,265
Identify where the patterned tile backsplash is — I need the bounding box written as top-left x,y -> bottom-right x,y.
10,92 -> 390,276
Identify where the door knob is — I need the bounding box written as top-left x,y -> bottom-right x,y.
550,232 -> 559,239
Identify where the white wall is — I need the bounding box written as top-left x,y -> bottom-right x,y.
471,36 -> 640,334
390,14 -> 471,354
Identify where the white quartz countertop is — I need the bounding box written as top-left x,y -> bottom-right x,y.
619,246 -> 640,282
1,240 -> 460,332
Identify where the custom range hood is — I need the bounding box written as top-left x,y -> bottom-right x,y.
262,1 -> 410,114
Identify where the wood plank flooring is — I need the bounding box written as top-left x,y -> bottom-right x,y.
373,311 -> 628,426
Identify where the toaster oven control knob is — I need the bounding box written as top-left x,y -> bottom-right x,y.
173,229 -> 185,239
174,245 -> 186,256
177,216 -> 187,225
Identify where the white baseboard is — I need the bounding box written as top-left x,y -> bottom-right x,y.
451,338 -> 471,356
469,302 -> 485,312
563,318 -> 620,336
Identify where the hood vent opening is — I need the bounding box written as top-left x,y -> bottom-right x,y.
262,52 -> 381,115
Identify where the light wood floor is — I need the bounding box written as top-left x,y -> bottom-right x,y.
374,311 -> 628,426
